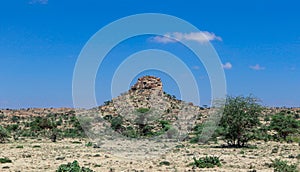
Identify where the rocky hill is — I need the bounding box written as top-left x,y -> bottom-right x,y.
78,75 -> 207,141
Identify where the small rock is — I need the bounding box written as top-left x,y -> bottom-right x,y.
93,154 -> 101,157
93,144 -> 101,148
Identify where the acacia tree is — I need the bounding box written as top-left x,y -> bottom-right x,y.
220,95 -> 263,147
270,112 -> 299,141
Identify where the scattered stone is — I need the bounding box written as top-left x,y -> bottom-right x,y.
93,144 -> 101,148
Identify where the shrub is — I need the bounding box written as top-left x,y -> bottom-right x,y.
85,142 -> 93,147
192,156 -> 221,168
56,160 -> 94,172
0,125 -> 10,143
6,124 -> 19,132
110,116 -> 124,132
0,113 -> 4,120
271,159 -> 297,172
189,123 -> 223,144
0,157 -> 12,163
103,115 -> 112,121
69,117 -> 86,137
136,107 -> 150,113
33,145 -> 41,148
50,132 -> 57,142
220,95 -> 263,147
159,161 -> 170,166
264,116 -> 270,121
29,116 -> 54,131
11,115 -> 19,123
160,120 -> 171,131
270,113 -> 299,141
165,127 -> 179,139
103,100 -> 111,106
253,125 -> 272,142
71,141 -> 82,144
122,126 -> 138,138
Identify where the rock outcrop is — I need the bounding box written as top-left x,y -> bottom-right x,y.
130,76 -> 163,92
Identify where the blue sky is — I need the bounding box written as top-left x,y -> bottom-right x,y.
0,0 -> 299,108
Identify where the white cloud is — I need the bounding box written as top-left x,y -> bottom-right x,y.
250,64 -> 265,71
150,31 -> 222,44
29,0 -> 48,5
151,34 -> 176,43
222,62 -> 232,70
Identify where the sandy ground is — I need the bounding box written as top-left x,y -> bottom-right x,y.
0,138 -> 299,172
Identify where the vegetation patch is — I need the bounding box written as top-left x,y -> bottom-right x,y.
56,160 -> 94,172
85,142 -> 93,147
159,161 -> 170,166
32,145 -> 41,148
103,109 -> 174,139
270,159 -> 297,172
270,113 -> 300,141
0,157 -> 12,163
191,156 -> 221,168
0,125 -> 10,143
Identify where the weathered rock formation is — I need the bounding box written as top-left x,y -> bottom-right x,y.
130,76 -> 163,92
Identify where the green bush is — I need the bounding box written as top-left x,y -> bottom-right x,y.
0,157 -> 12,163
0,125 -> 10,143
56,160 -> 94,172
270,113 -> 299,141
6,124 -> 19,132
103,100 -> 111,106
159,120 -> 171,131
136,107 -> 150,113
29,116 -> 54,131
122,126 -> 138,138
190,123 -> 223,144
85,142 -> 93,147
159,161 -> 170,166
253,125 -> 272,142
11,116 -> 19,123
0,113 -> 4,120
220,95 -> 263,147
110,116 -> 124,132
264,116 -> 270,121
271,159 -> 297,172
103,115 -> 112,121
192,156 -> 221,168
